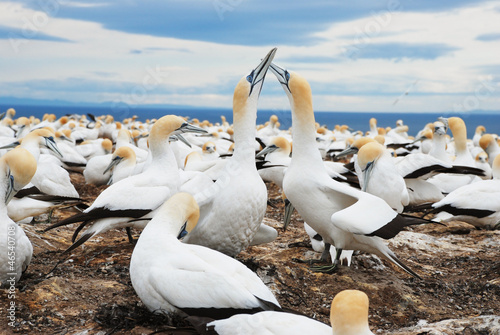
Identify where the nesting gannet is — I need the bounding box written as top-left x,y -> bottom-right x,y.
357,141 -> 409,213
12,129 -> 80,199
269,63 -> 430,278
44,115 -> 207,251
130,192 -> 280,319
427,154 -> 500,230
182,48 -> 277,256
475,152 -> 492,180
202,289 -> 373,335
479,134 -> 500,166
256,136 -> 291,189
104,146 -> 137,185
0,148 -> 37,286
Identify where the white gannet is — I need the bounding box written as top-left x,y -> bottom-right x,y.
44,115 -> 207,252
202,289 -> 373,335
269,63 -> 430,278
130,192 -> 281,319
357,141 -> 409,213
472,125 -> 486,147
256,136 -> 291,189
0,148 -> 37,286
480,133 -> 500,166
475,152 -> 492,180
427,154 -> 500,230
183,48 -> 277,256
103,146 -> 137,185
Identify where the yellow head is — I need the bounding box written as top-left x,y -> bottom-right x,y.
331,290 -> 370,334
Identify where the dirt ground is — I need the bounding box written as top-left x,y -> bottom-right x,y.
1,173 -> 499,334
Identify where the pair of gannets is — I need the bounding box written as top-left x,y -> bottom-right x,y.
0,148 -> 37,286
131,192 -> 373,334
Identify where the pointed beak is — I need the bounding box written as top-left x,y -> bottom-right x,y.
177,222 -> 188,239
0,141 -> 20,150
5,174 -> 15,204
283,198 -> 295,231
173,134 -> 192,148
256,144 -> 278,158
269,62 -> 291,93
45,136 -> 63,158
103,156 -> 123,175
335,146 -> 359,158
62,135 -> 73,142
361,161 -> 374,192
248,47 -> 277,97
175,122 -> 208,136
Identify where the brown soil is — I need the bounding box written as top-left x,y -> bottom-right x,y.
1,173 -> 499,334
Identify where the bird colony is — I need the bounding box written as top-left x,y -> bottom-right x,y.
1,48 -> 499,334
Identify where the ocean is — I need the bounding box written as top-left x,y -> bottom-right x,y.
2,104 -> 499,139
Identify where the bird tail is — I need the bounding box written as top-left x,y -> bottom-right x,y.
384,249 -> 422,280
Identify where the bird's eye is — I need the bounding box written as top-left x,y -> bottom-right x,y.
285,71 -> 290,80
246,74 -> 253,83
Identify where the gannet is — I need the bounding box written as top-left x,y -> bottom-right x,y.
183,48 -> 277,256
256,136 -> 291,189
0,148 -> 37,286
200,289 -> 373,335
472,125 -> 486,147
427,154 -> 500,230
104,146 -> 137,185
44,115 -> 207,251
479,134 -> 500,166
357,141 -> 409,213
11,129 -> 80,199
269,63 -> 430,278
130,192 -> 281,319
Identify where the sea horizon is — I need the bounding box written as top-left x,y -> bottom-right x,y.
2,103 -> 499,139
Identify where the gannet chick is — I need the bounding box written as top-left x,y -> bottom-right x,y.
0,148 -> 37,286
183,48 -> 277,256
130,192 -> 280,319
331,290 -> 374,335
269,63 -> 430,278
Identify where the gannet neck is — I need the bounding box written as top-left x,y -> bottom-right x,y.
448,117 -> 467,155
287,73 -> 323,162
232,76 -> 259,163
492,155 -> 500,179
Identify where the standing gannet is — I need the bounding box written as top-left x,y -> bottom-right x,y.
130,192 -> 280,319
0,148 -> 37,286
269,63 -> 430,278
357,141 -> 409,213
427,154 -> 500,230
183,48 -> 277,256
472,125 -> 486,147
44,115 -> 207,251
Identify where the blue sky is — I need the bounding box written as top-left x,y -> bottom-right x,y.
1,0 -> 499,112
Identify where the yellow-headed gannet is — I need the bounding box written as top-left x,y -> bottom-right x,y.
269,63 -> 431,278
0,148 -> 37,286
130,192 -> 280,319
183,48 -> 278,256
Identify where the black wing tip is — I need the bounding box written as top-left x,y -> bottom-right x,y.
63,231 -> 94,254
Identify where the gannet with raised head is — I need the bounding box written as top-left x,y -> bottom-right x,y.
183,48 -> 278,256
130,192 -> 280,319
44,115 -> 207,252
269,63 -> 431,278
0,148 -> 37,286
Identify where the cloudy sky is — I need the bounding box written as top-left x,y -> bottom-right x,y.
1,0 -> 499,113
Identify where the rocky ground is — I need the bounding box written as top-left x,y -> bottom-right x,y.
1,173 -> 499,334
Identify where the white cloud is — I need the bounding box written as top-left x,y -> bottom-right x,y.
0,1 -> 499,112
